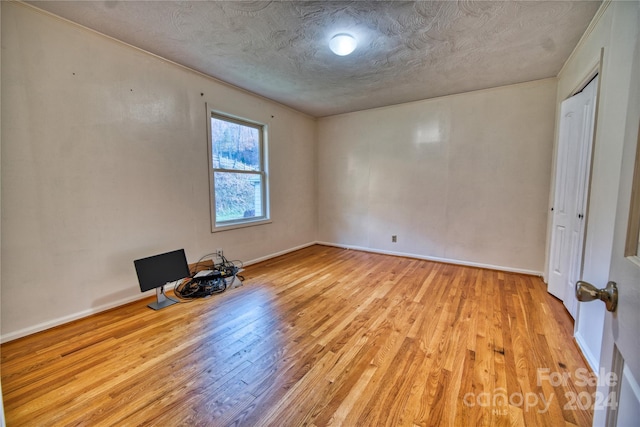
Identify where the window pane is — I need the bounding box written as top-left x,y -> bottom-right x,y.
210,116 -> 260,171
214,172 -> 263,223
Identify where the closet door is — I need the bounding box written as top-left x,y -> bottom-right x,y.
548,76 -> 598,318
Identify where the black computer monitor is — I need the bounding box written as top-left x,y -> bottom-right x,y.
134,249 -> 190,310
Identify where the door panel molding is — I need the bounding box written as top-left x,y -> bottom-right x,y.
624,118 -> 640,258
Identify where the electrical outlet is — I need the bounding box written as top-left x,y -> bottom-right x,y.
392,235 -> 397,243
216,248 -> 224,258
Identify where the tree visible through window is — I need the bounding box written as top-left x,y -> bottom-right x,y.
208,111 -> 268,230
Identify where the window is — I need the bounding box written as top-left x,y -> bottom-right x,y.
207,108 -> 269,231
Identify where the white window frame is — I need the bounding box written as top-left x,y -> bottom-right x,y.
206,105 -> 270,232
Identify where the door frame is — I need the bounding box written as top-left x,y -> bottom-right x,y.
545,57 -> 601,314
545,52 -> 604,372
545,58 -> 601,286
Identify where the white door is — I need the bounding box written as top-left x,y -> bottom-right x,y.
548,77 -> 598,318
590,119 -> 640,426
588,20 -> 640,426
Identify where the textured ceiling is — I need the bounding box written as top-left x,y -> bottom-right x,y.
28,1 -> 601,117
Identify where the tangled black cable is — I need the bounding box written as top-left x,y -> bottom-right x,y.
173,253 -> 243,300
174,273 -> 226,299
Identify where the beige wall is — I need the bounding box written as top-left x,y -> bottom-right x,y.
0,3 -> 317,340
317,79 -> 557,274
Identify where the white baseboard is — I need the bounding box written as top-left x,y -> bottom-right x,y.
315,241 -> 543,276
0,241 -> 317,344
0,291 -> 152,344
1,240 -> 538,343
243,241 -> 317,266
575,330 -> 599,372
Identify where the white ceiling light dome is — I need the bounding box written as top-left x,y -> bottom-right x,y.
329,33 -> 357,56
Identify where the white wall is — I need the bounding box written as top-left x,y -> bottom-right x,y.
317,79 -> 557,274
0,3 -> 317,341
553,0 -> 639,373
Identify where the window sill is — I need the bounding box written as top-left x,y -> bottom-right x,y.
212,218 -> 272,233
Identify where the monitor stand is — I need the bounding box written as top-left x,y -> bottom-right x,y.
148,285 -> 179,310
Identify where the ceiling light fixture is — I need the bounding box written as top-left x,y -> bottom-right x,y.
329,33 -> 357,56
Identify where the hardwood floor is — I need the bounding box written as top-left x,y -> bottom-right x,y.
1,245 -> 594,426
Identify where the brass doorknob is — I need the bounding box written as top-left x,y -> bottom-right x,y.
575,280 -> 618,312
